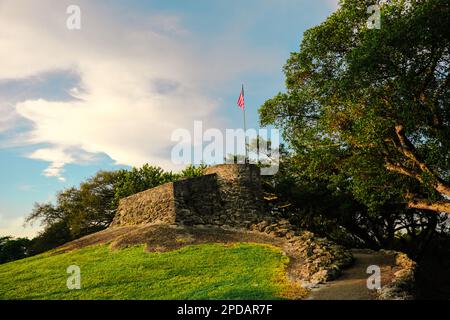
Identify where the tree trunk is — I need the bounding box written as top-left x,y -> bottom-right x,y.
407,199 -> 450,214
386,125 -> 450,215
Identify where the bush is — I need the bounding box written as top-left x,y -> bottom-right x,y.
0,236 -> 32,264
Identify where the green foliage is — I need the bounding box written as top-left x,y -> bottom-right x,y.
178,164 -> 207,179
113,165 -> 176,204
113,164 -> 208,203
262,153 -> 446,250
27,171 -> 123,242
260,0 -> 450,213
0,243 -> 303,300
29,221 -> 73,255
0,237 -> 31,264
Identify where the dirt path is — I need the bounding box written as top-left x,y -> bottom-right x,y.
306,250 -> 397,300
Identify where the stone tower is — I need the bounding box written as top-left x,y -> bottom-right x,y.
110,164 -> 266,228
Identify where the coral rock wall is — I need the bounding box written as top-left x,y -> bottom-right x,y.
111,164 -> 266,228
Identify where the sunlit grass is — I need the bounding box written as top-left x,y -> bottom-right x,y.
0,243 -> 306,300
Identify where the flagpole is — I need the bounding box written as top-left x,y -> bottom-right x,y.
242,84 -> 248,164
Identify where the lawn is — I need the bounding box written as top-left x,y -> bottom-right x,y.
0,243 -> 305,300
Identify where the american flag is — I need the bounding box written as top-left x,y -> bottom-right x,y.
237,85 -> 245,109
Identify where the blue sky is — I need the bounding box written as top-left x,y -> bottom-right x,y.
0,0 -> 338,237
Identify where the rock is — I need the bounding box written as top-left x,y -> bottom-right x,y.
301,282 -> 320,289
310,270 -> 329,284
275,228 -> 289,236
285,231 -> 295,239
377,251 -> 416,300
324,266 -> 341,281
313,248 -> 324,254
310,266 -> 341,284
259,220 -> 269,228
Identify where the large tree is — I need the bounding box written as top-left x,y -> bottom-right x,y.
0,237 -> 31,264
260,0 -> 449,214
27,170 -> 124,239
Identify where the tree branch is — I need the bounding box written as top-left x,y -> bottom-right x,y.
407,198 -> 450,214
385,161 -> 422,181
394,124 -> 450,197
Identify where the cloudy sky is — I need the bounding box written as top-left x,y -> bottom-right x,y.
0,0 -> 338,237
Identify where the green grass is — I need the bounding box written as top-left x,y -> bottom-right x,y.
0,243 -> 304,300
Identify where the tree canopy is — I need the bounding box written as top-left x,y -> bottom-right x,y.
0,237 -> 31,264
260,0 -> 450,214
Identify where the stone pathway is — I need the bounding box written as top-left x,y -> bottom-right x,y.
306,250 -> 397,300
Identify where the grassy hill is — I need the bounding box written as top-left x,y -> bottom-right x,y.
0,242 -> 306,300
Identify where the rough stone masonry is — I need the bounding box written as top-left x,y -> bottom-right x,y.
110,164 -> 268,228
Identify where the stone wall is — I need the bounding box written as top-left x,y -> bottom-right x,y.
204,164 -> 264,228
111,182 -> 176,227
111,164 -> 267,228
377,250 -> 417,300
250,219 -> 354,285
173,174 -> 223,225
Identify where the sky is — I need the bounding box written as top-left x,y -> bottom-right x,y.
0,0 -> 339,238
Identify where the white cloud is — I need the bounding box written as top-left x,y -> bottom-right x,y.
0,0 -> 279,179
0,103 -> 19,133
28,147 -> 97,181
0,214 -> 40,238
